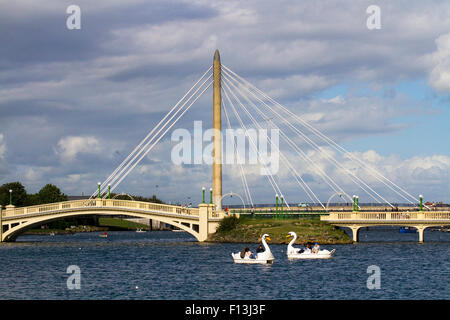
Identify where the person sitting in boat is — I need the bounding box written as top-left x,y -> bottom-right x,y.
240,246 -> 257,259
256,244 -> 264,253
304,244 -> 312,253
240,246 -> 249,258
297,244 -> 305,254
246,247 -> 257,259
312,243 -> 320,253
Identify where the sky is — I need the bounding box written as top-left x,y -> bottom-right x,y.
0,0 -> 449,206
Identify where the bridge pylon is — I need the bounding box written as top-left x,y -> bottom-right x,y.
212,49 -> 222,211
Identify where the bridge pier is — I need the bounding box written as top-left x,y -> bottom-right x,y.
350,225 -> 360,242
416,225 -> 425,243
198,203 -> 220,242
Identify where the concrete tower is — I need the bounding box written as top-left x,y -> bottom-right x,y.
212,50 -> 222,210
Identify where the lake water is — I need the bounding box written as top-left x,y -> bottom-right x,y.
0,228 -> 448,300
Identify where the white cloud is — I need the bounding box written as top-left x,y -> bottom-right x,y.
428,33 -> 450,92
56,136 -> 102,161
23,167 -> 44,182
292,149 -> 450,203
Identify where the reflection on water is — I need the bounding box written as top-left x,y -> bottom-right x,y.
0,229 -> 448,300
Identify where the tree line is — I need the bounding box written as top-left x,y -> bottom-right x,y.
0,182 -> 68,208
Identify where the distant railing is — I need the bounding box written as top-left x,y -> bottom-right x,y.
323,211 -> 450,221
1,199 -> 200,218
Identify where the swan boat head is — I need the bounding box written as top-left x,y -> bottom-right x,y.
286,231 -> 297,239
259,234 -> 274,260
286,231 -> 299,254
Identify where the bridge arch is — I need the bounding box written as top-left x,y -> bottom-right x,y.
112,193 -> 135,201
1,208 -> 201,242
326,192 -> 353,211
219,192 -> 246,213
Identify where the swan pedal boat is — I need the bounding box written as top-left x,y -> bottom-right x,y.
286,232 -> 335,260
232,234 -> 275,264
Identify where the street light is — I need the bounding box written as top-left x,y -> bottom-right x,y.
275,194 -> 279,218
202,187 -> 206,204
9,189 -> 12,206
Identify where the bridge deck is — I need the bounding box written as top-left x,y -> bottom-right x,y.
322,211 -> 450,223
320,211 -> 450,242
1,199 -> 200,219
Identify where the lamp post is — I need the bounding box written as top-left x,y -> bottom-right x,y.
209,188 -> 213,205
352,195 -> 356,212
9,189 -> 12,206
419,194 -> 423,212
275,194 -> 279,218
108,184 -> 111,199
356,196 -> 359,212
281,195 -> 284,218
202,187 -> 206,204
97,182 -> 101,199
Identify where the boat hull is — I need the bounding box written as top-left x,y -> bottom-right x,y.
287,249 -> 335,260
231,252 -> 275,264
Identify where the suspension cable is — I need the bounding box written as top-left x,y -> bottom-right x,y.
222,81 -> 289,207
223,67 -> 395,208
92,67 -> 212,198
223,78 -> 323,208
222,96 -> 254,208
223,65 -> 427,209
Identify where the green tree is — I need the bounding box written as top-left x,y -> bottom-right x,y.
217,215 -> 239,232
37,184 -> 68,204
25,193 -> 40,206
0,182 -> 27,207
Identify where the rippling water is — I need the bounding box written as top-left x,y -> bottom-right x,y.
0,228 -> 448,300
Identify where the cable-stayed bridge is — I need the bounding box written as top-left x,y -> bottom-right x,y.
1,50 -> 449,242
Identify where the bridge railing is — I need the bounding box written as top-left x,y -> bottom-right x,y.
1,199 -> 200,218
323,211 -> 450,221
100,199 -> 199,216
2,199 -> 95,217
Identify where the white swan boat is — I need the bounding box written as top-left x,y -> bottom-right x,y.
286,231 -> 335,259
231,234 -> 275,264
